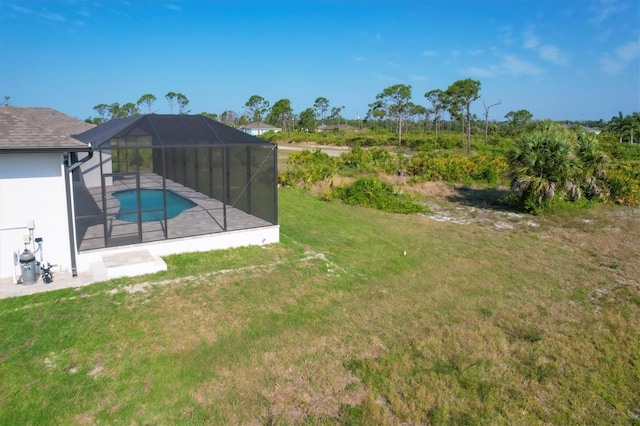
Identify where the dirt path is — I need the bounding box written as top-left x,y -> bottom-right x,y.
277,143 -> 350,157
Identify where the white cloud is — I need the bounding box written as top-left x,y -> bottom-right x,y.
422,50 -> 437,57
351,55 -> 366,62
458,66 -> 494,78
10,4 -> 33,14
599,40 -> 640,75
373,73 -> 401,82
165,4 -> 181,11
461,54 -> 542,78
450,50 -> 461,57
501,55 -> 542,76
599,54 -> 624,74
589,0 -> 628,25
499,25 -> 514,45
522,28 -> 568,66
538,45 -> 568,66
38,11 -> 66,22
409,74 -> 427,82
523,29 -> 539,49
469,49 -> 484,57
616,41 -> 640,60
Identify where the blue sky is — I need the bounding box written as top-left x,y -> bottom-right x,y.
1,0 -> 638,122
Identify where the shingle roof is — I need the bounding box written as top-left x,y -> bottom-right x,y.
0,107 -> 93,151
238,122 -> 281,130
73,115 -> 276,148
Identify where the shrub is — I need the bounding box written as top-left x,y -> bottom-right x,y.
339,146 -> 402,175
606,163 -> 640,205
404,153 -> 507,185
505,122 -> 613,210
279,149 -> 337,188
331,176 -> 427,214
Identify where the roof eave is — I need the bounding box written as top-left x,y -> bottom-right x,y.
0,145 -> 92,153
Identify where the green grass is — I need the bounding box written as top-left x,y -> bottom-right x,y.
1,188 -> 639,424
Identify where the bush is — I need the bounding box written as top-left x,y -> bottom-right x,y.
339,146 -> 403,175
331,176 -> 427,214
606,163 -> 640,205
405,153 -> 507,185
599,133 -> 640,161
279,149 -> 337,188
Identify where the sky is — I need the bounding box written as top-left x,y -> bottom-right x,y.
1,0 -> 639,123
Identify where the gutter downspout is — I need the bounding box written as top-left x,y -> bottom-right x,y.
64,145 -> 93,277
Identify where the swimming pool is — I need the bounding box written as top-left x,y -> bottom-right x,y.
112,189 -> 197,222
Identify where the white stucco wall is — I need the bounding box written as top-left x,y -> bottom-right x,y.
79,150 -> 112,188
0,153 -> 72,279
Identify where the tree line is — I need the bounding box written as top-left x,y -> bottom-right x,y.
82,84 -> 639,147
85,92 -> 190,124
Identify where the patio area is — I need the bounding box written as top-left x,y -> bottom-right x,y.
74,173 -> 272,251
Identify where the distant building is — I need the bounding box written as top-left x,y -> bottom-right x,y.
238,122 -> 281,136
561,123 -> 602,135
317,124 -> 358,132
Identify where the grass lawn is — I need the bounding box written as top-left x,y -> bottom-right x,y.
1,188 -> 639,424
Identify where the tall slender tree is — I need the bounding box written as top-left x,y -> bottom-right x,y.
119,102 -> 140,117
137,94 -> 157,114
176,93 -> 190,114
298,107 -> 317,132
374,84 -> 414,145
93,103 -> 109,123
313,97 -> 330,124
505,109 -> 533,135
267,99 -> 294,134
244,95 -> 270,122
446,79 -> 481,154
330,105 -> 345,125
482,99 -> 501,145
165,92 -> 177,113
425,89 -> 446,142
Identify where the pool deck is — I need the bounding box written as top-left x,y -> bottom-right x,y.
74,173 -> 271,251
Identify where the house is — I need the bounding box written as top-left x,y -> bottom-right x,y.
238,122 -> 281,136
0,107 -> 94,282
0,108 -> 279,285
561,123 -> 602,135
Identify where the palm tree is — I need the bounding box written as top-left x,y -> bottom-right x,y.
574,129 -> 609,198
608,111 -> 640,143
608,111 -> 625,143
507,122 -> 579,207
624,112 -> 640,143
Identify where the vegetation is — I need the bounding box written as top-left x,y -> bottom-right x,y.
506,121 -> 609,211
329,176 -> 427,214
1,188 -> 638,424
445,78 -> 482,154
369,84 -> 415,146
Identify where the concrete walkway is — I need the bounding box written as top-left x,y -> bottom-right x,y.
0,269 -> 96,299
0,249 -> 166,299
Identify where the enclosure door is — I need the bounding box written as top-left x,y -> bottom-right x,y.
102,172 -> 143,247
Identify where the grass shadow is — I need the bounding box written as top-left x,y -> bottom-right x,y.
445,185 -> 524,214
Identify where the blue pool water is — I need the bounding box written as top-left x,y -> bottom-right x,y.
112,189 -> 197,222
